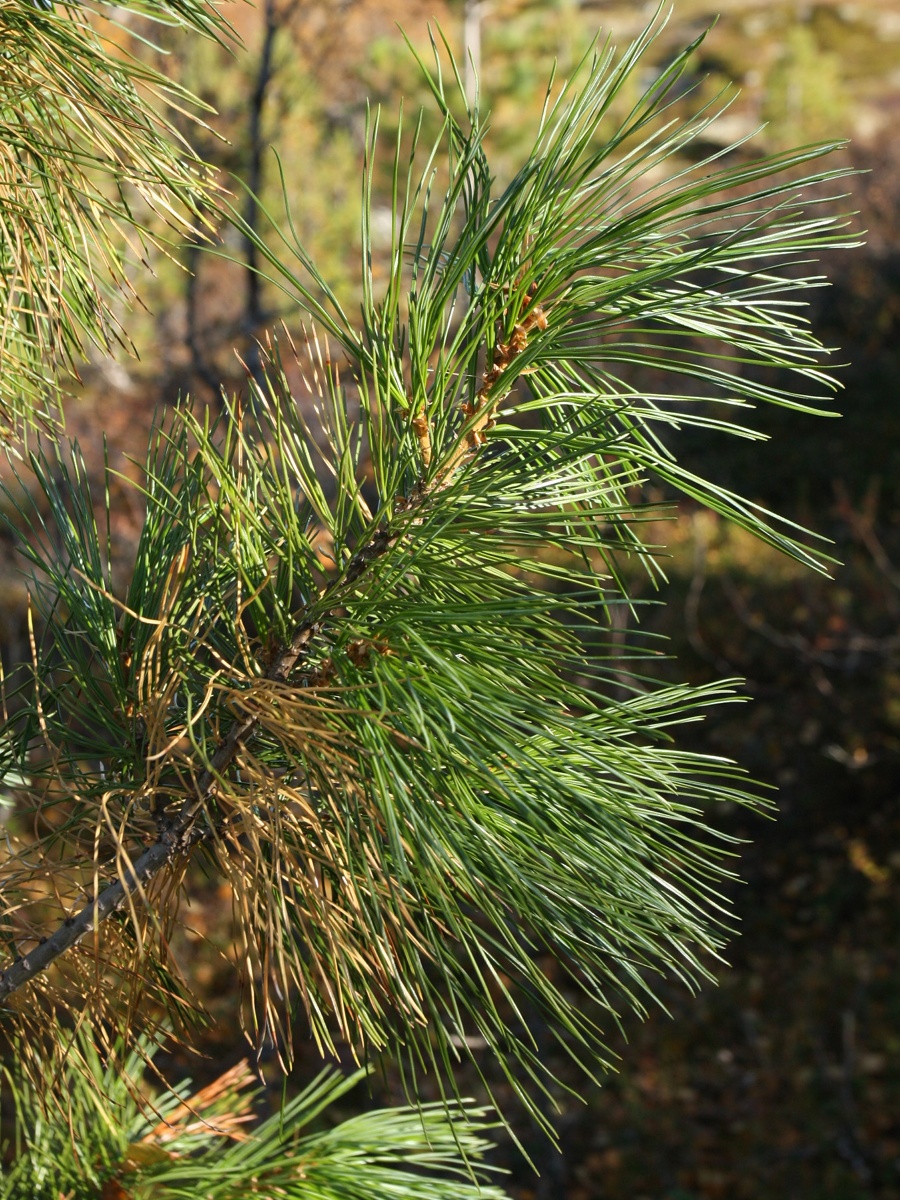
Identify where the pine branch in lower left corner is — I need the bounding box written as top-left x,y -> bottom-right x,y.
0,1022 -> 508,1200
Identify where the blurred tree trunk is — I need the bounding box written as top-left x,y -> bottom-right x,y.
464,0 -> 482,106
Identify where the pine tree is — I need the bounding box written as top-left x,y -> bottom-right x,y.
0,2 -> 854,1191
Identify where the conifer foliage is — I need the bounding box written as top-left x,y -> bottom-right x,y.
0,1030 -> 505,1198
0,0 -> 223,435
0,0 -> 853,1183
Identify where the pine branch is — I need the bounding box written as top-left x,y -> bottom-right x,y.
0,547 -> 366,999
0,322 -> 518,999
0,12 -> 857,1120
0,446 -> 433,1002
1,1022 -> 508,1198
0,0 -> 228,436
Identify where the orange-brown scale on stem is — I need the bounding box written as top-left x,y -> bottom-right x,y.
438,287 -> 551,484
346,636 -> 394,668
410,404 -> 432,469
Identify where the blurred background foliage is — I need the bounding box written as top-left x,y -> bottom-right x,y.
2,1 -> 900,1197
